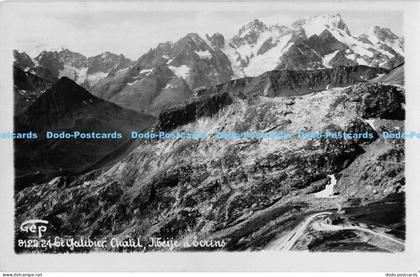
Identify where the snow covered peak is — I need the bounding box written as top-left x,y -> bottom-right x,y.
359,26 -> 403,51
237,19 -> 268,38
93,51 -> 127,61
291,13 -> 351,37
363,26 -> 399,41
183,33 -> 205,44
36,50 -> 61,62
358,26 -> 403,55
99,51 -> 115,58
232,19 -> 281,50
269,24 -> 293,35
222,13 -> 404,77
173,33 -> 212,53
205,33 -> 225,49
25,44 -> 65,58
36,48 -> 86,64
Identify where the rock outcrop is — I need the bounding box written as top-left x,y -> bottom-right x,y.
13,66 -> 56,115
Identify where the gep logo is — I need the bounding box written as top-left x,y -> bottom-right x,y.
20,219 -> 49,237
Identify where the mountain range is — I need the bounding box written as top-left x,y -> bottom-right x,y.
14,49 -> 132,87
14,13 -> 404,115
228,14 -> 404,74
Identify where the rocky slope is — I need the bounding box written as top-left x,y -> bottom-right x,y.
371,63 -> 404,85
14,77 -> 156,190
14,50 -> 35,70
13,66 -> 57,115
156,65 -> 387,130
89,33 -> 234,114
91,65 -> 194,116
204,65 -> 386,96
15,77 -> 405,251
14,50 -> 58,82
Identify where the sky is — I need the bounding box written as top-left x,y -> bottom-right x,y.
6,2 -> 403,60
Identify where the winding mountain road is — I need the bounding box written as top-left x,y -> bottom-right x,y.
312,221 -> 404,246
276,212 -> 332,251
274,210 -> 404,251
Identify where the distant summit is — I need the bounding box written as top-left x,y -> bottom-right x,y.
14,49 -> 133,89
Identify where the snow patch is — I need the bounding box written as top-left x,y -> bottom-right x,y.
356,57 -> 368,65
168,65 -> 191,80
140,69 -> 153,75
58,65 -> 88,84
87,72 -> 108,86
364,119 -> 377,131
116,67 -> 129,73
164,83 -> 173,90
293,14 -> 349,38
195,50 -> 212,60
375,73 -> 386,79
322,50 -> 339,68
202,36 -> 215,51
314,174 -> 337,198
359,27 -> 403,55
243,34 -> 293,77
222,44 -> 245,78
127,80 -> 139,86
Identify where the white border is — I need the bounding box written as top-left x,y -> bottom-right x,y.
1,1 -> 420,272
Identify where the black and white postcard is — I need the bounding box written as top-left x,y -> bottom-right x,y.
1,0 -> 420,273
